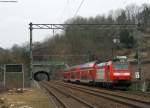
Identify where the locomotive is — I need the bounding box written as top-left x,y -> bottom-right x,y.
63,56 -> 132,89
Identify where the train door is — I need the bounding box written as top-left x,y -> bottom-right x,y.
105,65 -> 110,81
71,71 -> 76,81
96,63 -> 105,81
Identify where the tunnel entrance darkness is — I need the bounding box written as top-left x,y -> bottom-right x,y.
34,71 -> 50,81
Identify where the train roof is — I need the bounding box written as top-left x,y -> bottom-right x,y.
63,58 -> 129,71
79,61 -> 97,68
66,61 -> 113,70
65,61 -> 97,70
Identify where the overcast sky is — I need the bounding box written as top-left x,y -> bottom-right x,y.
0,0 -> 149,49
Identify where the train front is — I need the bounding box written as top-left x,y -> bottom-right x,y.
111,60 -> 132,88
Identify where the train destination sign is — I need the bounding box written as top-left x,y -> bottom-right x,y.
5,64 -> 23,72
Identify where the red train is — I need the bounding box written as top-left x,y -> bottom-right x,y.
63,58 -> 132,89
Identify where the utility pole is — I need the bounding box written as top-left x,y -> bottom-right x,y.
137,46 -> 141,80
112,38 -> 120,59
29,22 -> 33,86
134,29 -> 142,80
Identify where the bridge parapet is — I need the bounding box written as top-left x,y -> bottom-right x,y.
33,60 -> 65,66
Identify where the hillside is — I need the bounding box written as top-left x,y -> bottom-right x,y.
0,3 -> 150,80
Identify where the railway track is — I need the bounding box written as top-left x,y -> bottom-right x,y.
92,87 -> 150,102
121,90 -> 150,98
53,81 -> 150,108
39,82 -> 69,108
64,81 -> 150,101
39,81 -> 96,108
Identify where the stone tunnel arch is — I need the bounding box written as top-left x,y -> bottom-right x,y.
34,71 -> 50,81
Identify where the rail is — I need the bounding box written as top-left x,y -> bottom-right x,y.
55,81 -> 150,108
40,81 -> 96,108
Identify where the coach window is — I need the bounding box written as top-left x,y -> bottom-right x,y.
106,65 -> 109,70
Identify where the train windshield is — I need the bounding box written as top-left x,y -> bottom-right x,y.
113,62 -> 128,70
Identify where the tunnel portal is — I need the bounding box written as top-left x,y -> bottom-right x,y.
34,71 -> 50,81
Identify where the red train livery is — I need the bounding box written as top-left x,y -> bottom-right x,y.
63,60 -> 132,88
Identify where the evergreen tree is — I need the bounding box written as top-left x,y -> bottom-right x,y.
119,29 -> 135,49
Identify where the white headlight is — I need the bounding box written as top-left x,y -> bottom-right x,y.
113,72 -> 130,76
123,73 -> 130,76
113,73 -> 121,76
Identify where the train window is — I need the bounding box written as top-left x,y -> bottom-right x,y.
113,63 -> 128,70
106,66 -> 109,70
97,62 -> 105,68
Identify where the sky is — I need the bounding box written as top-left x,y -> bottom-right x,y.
0,0 -> 149,49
